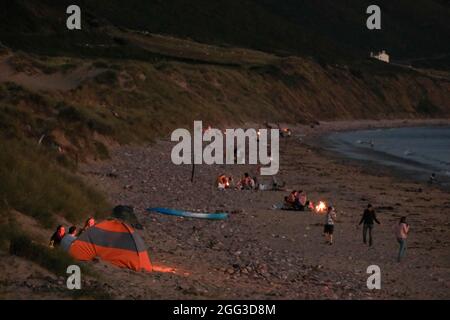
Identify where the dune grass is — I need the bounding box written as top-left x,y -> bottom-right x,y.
0,138 -> 110,228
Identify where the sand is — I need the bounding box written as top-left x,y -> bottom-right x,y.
0,53 -> 103,92
75,119 -> 450,299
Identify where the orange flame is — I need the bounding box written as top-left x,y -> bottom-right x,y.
315,201 -> 327,213
152,265 -> 176,274
152,265 -> 190,276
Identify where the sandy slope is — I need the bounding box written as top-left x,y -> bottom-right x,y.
0,54 -> 103,92
73,119 -> 450,299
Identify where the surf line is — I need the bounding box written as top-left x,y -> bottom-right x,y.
171,121 -> 279,175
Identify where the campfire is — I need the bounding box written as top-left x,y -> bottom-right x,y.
314,201 -> 327,213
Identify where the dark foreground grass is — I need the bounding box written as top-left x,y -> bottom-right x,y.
9,234 -> 83,276
0,139 -> 110,227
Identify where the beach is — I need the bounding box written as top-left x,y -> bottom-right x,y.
2,119 -> 449,299
75,119 -> 449,299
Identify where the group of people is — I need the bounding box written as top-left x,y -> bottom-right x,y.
217,173 -> 256,190
236,173 -> 256,190
49,217 -> 95,251
218,173 -> 411,262
283,190 -> 310,211
323,204 -> 410,262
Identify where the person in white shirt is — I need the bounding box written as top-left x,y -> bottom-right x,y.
324,206 -> 337,245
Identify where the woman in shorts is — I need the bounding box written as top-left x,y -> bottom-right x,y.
324,206 -> 337,245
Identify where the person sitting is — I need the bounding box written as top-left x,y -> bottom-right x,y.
238,173 -> 255,190
287,190 -> 297,206
282,196 -> 295,210
227,176 -> 233,188
217,174 -> 232,189
281,128 -> 292,138
294,190 -> 310,211
79,217 -> 95,235
49,225 -> 65,248
60,226 -> 78,252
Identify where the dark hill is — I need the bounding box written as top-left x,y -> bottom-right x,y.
1,1 -> 449,65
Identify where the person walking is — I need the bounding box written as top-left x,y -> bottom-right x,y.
395,216 -> 410,262
359,204 -> 381,246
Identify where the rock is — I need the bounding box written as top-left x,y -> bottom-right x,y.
225,268 -> 235,275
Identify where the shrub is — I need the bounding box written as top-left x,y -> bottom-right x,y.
94,70 -> 118,85
416,98 -> 440,115
93,61 -> 108,69
94,141 -> 110,160
57,104 -> 87,123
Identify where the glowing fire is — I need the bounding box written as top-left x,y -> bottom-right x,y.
315,201 -> 327,213
152,265 -> 177,274
152,265 -> 190,276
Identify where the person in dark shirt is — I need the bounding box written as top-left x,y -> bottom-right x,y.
358,204 -> 380,246
49,225 -> 65,248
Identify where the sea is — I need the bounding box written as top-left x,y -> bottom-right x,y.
324,126 -> 450,189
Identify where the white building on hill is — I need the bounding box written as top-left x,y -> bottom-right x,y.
370,50 -> 390,63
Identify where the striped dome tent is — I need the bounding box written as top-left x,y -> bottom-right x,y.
69,219 -> 152,272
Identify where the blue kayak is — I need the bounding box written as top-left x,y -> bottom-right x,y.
146,207 -> 228,220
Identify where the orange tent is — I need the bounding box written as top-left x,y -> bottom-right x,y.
69,219 -> 152,272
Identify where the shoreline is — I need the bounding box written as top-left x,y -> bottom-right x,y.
300,118 -> 450,191
297,118 -> 450,138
